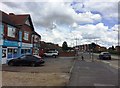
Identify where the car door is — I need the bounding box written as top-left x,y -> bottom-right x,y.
18,56 -> 28,66
24,56 -> 35,65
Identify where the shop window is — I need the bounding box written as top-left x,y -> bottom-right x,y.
8,48 -> 18,59
8,48 -> 12,58
24,31 -> 29,41
8,25 -> 16,38
21,49 -> 31,54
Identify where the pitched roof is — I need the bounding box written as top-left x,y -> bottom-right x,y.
1,11 -> 34,31
9,13 -> 34,31
9,14 -> 29,25
0,10 -> 17,27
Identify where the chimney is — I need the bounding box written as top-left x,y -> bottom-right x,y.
9,13 -> 15,15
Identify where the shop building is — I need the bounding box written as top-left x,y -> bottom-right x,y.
9,12 -> 35,56
1,11 -> 37,64
1,11 -> 20,64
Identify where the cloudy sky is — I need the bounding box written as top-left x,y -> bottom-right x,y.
0,0 -> 119,48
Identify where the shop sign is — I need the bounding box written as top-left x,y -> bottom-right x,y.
3,40 -> 18,47
22,43 -> 33,47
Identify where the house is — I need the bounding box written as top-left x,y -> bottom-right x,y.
0,11 -> 20,64
9,13 -> 34,56
40,41 -> 61,52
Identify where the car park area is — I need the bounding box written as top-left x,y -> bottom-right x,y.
2,57 -> 74,86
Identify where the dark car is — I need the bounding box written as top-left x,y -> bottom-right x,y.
99,52 -> 111,60
7,55 -> 45,67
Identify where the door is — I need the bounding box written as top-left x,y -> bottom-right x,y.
2,48 -> 7,64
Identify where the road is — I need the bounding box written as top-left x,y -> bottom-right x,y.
68,52 -> 119,87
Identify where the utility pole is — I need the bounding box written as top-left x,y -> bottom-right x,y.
74,38 -> 79,56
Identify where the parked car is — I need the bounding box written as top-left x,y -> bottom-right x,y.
7,54 -> 45,67
99,52 -> 111,60
44,50 -> 59,58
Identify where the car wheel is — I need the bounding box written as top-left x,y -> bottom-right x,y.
109,57 -> 111,60
53,55 -> 56,58
31,62 -> 36,67
8,61 -> 14,66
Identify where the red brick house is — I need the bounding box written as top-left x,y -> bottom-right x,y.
9,13 -> 35,55
0,11 -> 20,64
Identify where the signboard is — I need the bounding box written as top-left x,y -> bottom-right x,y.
3,40 -> 18,47
22,43 -> 33,48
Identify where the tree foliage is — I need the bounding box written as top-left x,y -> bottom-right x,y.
62,41 -> 68,51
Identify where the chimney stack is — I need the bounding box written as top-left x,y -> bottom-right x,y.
9,13 -> 15,15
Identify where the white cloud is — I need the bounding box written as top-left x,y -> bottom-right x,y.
1,2 -> 102,28
72,0 -> 118,20
0,1 -> 119,47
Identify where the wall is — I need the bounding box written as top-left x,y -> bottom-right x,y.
0,22 -> 3,63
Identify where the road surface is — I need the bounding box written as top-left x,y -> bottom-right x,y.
68,52 -> 119,87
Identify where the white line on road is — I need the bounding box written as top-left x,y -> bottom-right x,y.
94,83 -> 115,86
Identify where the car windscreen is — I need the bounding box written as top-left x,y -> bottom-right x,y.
103,53 -> 110,55
19,55 -> 26,59
46,51 -> 53,53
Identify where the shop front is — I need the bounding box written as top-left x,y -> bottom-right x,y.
21,42 -> 33,55
2,40 -> 19,64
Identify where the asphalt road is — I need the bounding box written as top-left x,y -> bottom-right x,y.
68,52 -> 119,87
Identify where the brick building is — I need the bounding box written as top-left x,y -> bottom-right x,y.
0,11 -> 41,64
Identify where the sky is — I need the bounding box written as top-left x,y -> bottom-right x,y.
0,0 -> 119,48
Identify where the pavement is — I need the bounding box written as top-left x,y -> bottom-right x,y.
67,52 -> 119,87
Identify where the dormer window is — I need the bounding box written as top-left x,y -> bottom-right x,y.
25,19 -> 30,26
7,25 -> 16,38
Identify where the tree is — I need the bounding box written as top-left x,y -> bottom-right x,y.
111,46 -> 115,50
89,43 -> 96,52
62,41 -> 68,51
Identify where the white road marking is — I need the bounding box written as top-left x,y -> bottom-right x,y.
94,83 -> 115,86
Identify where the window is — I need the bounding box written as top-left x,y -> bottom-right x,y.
7,48 -> 18,59
21,49 -> 31,54
24,31 -> 29,40
8,25 -> 16,38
